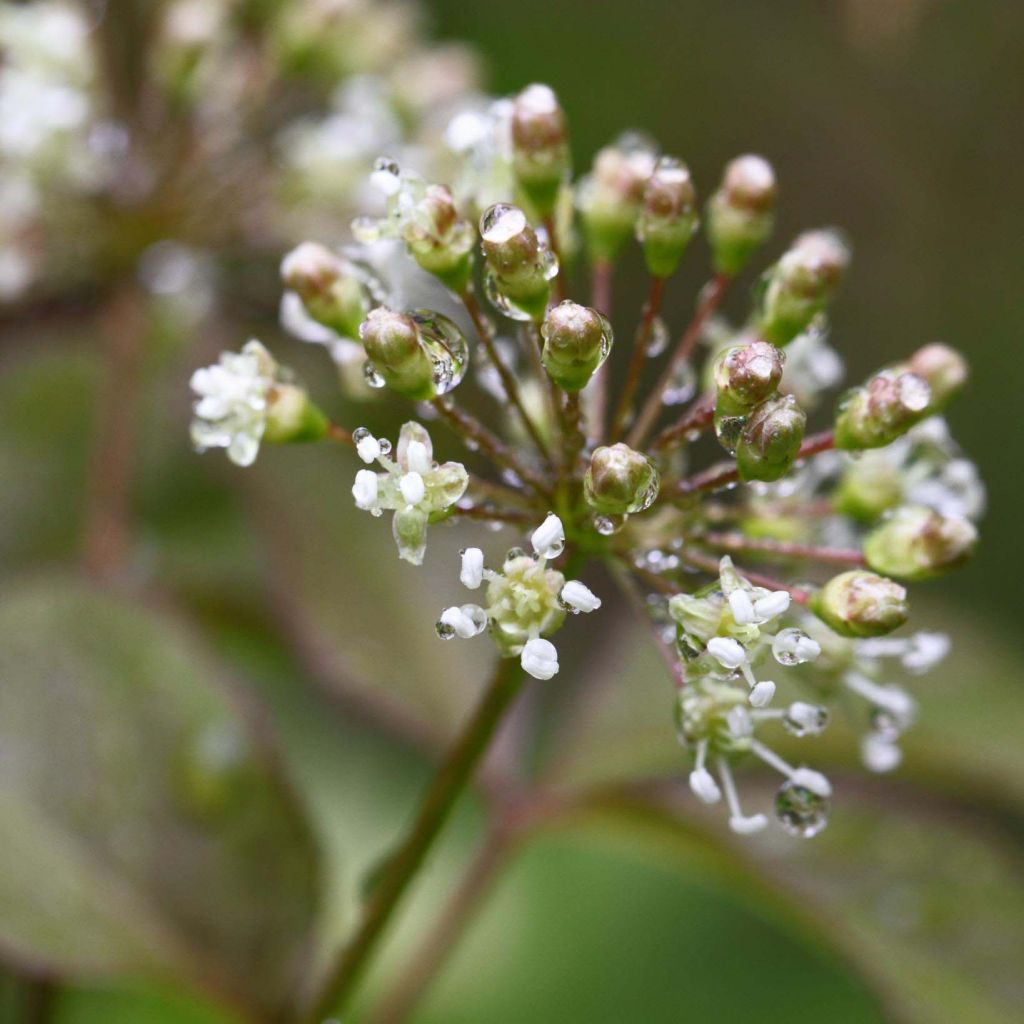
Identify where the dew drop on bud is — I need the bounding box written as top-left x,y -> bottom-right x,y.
364,361 -> 386,388
774,780 -> 830,838
408,309 -> 469,394
484,271 -> 533,322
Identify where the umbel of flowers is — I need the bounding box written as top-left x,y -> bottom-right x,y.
191,82 -> 981,843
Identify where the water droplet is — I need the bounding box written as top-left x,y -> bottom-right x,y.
783,703 -> 830,737
646,316 -> 668,357
538,245 -> 560,282
435,619 -> 456,639
593,514 -> 625,536
870,707 -> 903,741
370,507 -> 383,518
662,361 -> 696,406
377,438 -> 392,456
461,604 -> 488,635
714,410 -> 746,454
481,203 -> 527,244
353,426 -> 371,444
484,271 -> 534,322
775,780 -> 830,838
772,628 -> 816,666
505,546 -> 527,562
364,360 -> 386,388
408,309 -> 469,394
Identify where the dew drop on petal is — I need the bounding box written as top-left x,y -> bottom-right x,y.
774,780 -> 830,838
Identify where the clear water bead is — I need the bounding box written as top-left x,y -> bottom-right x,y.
593,514 -> 624,536
662,361 -> 697,406
646,316 -> 669,357
775,780 -> 830,838
783,702 -> 830,737
435,619 -> 456,639
408,309 -> 469,394
363,361 -> 386,388
377,437 -> 392,455
484,272 -> 533,322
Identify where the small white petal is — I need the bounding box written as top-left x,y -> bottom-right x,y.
404,439 -> 431,474
861,733 -> 902,773
791,768 -> 832,798
460,547 -> 484,590
749,681 -> 776,708
706,636 -> 746,670
689,768 -> 721,805
729,814 -> 768,835
356,433 -> 381,464
728,590 -> 755,625
560,580 -> 602,614
753,590 -> 791,622
352,469 -> 378,509
530,513 -> 565,559
399,471 -> 426,506
521,637 -> 559,680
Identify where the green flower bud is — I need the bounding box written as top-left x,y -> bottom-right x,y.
735,395 -> 806,482
636,156 -> 698,279
811,570 -> 909,638
834,369 -> 931,451
359,308 -> 434,400
480,203 -> 556,321
584,443 -> 660,515
706,154 -> 777,276
714,340 -> 785,413
577,136 -> 656,264
905,342 -> 968,412
833,453 -> 904,522
758,229 -> 850,346
540,301 -> 613,391
402,183 -> 475,292
510,83 -> 570,219
864,504 -> 977,581
281,242 -> 370,339
263,382 -> 328,445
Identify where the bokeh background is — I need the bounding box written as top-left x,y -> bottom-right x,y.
1,1 -> 1022,1022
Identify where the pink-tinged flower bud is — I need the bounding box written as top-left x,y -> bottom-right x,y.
714,340 -> 785,413
584,443 -> 660,515
905,342 -> 968,412
540,301 -> 613,391
403,184 -> 475,291
811,570 -> 909,638
510,83 -> 570,218
577,135 -> 656,264
707,155 -> 777,275
280,242 -> 370,339
480,203 -> 557,321
834,369 -> 931,450
758,229 -> 851,346
735,395 -> 806,482
636,156 -> 698,279
864,504 -> 977,581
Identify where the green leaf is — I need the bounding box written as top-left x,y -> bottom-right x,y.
0,577 -> 322,1020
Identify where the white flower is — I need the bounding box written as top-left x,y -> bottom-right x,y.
531,513 -> 565,559
521,637 -> 559,680
560,580 -> 602,614
190,340 -> 274,467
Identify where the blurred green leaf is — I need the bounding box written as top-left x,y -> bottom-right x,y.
0,577 -> 322,1020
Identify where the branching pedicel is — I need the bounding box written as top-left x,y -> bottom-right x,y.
192,82 -> 982,840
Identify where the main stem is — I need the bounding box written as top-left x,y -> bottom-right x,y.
302,659 -> 526,1023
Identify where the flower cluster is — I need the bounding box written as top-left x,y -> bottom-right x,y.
191,81 -> 981,840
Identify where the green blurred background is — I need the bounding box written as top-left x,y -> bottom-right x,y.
1,2 -> 1022,1022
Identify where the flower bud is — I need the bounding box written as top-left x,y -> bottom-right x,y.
758,229 -> 850,346
584,443 -> 660,515
811,570 -> 908,638
402,184 -> 475,291
480,204 -> 556,321
834,455 -> 903,522
281,242 -> 370,339
359,308 -> 434,400
577,136 -> 656,264
834,369 -> 931,450
735,395 -> 806,483
509,83 -> 570,218
263,382 -> 328,444
636,156 -> 698,279
713,340 -> 785,413
904,343 -> 968,412
864,504 -> 977,581
706,155 -> 777,275
540,301 -> 613,391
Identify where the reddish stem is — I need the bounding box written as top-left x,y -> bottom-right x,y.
679,548 -> 811,605
649,393 -> 715,451
610,276 -> 666,440
693,532 -> 865,566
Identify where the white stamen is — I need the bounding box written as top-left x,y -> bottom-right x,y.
356,432 -> 381,464
750,740 -> 832,797
352,469 -> 378,509
689,767 -> 722,805
717,758 -> 767,835
560,580 -> 602,613
706,637 -> 746,670
439,606 -> 480,639
521,637 -> 559,680
843,673 -> 917,720
753,590 -> 790,621
902,631 -> 950,674
370,164 -> 402,196
531,513 -> 565,559
861,733 -> 903,773
399,471 -> 426,506
405,439 -> 431,474
749,680 -> 776,707
460,547 -> 484,590
728,590 -> 755,625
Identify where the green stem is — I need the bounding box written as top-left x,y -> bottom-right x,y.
302,659 -> 527,1023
